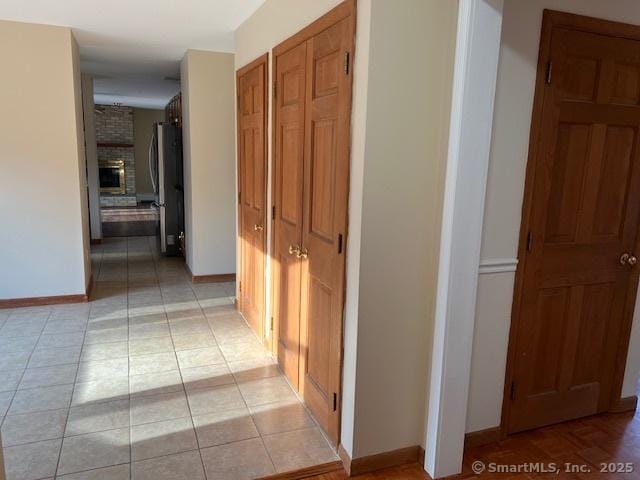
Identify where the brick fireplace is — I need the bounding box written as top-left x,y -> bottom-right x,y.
95,105 -> 137,207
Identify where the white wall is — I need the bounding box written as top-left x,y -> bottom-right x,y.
467,0 -> 640,433
235,0 -> 458,460
181,49 -> 236,276
0,20 -> 90,299
82,74 -> 102,241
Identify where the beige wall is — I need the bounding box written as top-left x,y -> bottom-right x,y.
348,0 -> 457,457
181,50 -> 236,276
468,0 -> 640,433
235,0 -> 457,459
134,107 -> 165,197
235,0 -> 344,69
0,20 -> 89,299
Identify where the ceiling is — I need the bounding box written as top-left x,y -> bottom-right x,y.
0,0 -> 265,108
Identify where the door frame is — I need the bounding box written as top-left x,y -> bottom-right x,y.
236,53 -> 269,343
270,0 -> 356,444
501,9 -> 640,436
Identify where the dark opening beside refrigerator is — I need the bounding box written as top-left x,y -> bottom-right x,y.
148,122 -> 184,257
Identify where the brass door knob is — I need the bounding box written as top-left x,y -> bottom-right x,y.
297,247 -> 308,259
254,224 -> 263,231
620,253 -> 637,267
289,244 -> 301,256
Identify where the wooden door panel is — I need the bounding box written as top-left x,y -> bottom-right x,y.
242,128 -> 255,208
272,1 -> 355,445
544,123 -> 590,243
507,19 -> 640,433
275,251 -> 302,384
611,62 -> 640,105
571,282 -> 616,385
591,126 -> 635,238
237,56 -> 267,340
299,15 -> 353,444
280,124 -> 303,225
252,128 -> 264,212
273,42 -> 307,389
309,119 -> 337,241
526,287 -> 570,396
307,276 -> 332,393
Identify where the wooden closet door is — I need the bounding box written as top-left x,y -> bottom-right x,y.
237,56 -> 267,339
507,25 -> 640,433
299,16 -> 354,443
272,43 -> 307,388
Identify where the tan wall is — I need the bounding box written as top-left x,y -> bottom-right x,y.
0,20 -> 89,299
134,107 -> 165,196
234,0 -> 457,459
181,50 -> 236,275
468,0 -> 640,433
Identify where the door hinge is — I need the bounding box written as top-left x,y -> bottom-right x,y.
344,52 -> 350,75
546,61 -> 553,85
273,82 -> 277,99
270,317 -> 274,331
333,392 -> 338,411
510,380 -> 517,401
238,191 -> 241,204
272,205 -> 276,221
338,233 -> 343,254
238,281 -> 242,293
526,231 -> 533,252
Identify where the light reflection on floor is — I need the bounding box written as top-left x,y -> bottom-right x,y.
0,236 -> 337,480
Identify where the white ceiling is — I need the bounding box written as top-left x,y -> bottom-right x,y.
0,0 -> 265,108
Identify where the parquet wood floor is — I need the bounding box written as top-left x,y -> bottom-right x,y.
306,410 -> 640,479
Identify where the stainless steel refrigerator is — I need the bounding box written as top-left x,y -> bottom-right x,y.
148,122 -> 184,256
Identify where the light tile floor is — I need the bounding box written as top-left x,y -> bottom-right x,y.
0,237 -> 338,480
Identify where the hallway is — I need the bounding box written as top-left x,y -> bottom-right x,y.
0,237 -> 337,480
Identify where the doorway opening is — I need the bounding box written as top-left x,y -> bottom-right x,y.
92,92 -> 185,258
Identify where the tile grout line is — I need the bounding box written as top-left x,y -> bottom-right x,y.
155,241 -> 211,480
196,294 -> 280,476
1,308 -> 54,442
126,236 -> 133,480
54,244 -> 103,478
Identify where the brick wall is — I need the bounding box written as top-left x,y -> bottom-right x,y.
95,105 -> 136,200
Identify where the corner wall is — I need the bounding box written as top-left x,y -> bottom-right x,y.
347,0 -> 457,458
0,20 -> 89,299
467,0 -> 640,433
181,50 -> 236,276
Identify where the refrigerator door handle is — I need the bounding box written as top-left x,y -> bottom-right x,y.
149,131 -> 157,194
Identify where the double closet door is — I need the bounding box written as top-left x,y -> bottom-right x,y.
272,1 -> 355,444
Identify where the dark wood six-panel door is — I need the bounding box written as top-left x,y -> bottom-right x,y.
272,0 -> 355,443
507,12 -> 640,433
